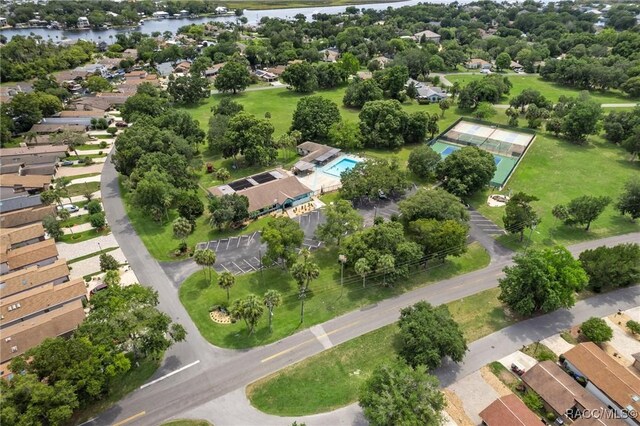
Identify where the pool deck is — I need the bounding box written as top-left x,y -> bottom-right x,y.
296,154 -> 362,193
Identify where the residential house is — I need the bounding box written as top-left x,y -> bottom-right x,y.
0,145 -> 68,176
77,16 -> 90,29
563,342 -> 640,425
0,205 -> 56,229
29,123 -> 89,134
204,62 -> 226,78
215,6 -> 228,14
208,171 -> 313,218
522,360 -> 626,425
413,29 -> 441,43
264,65 -> 287,77
479,394 -> 541,426
254,69 -> 278,82
319,48 -> 340,63
406,78 -> 447,103
510,61 -> 524,72
173,61 -> 191,74
152,11 -> 170,19
356,71 -> 373,80
156,61 -> 174,77
465,58 -> 492,70
0,17 -> 7,27
0,226 -> 86,376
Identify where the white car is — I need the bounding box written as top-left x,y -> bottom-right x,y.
57,204 -> 79,213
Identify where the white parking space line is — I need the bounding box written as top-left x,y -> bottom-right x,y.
221,264 -> 230,272
243,259 -> 256,271
226,238 -> 232,249
232,261 -> 246,273
215,240 -> 220,251
237,237 -> 242,248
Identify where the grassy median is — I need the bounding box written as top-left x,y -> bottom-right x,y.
246,287 -> 513,416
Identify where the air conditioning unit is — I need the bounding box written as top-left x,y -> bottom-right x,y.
11,346 -> 18,353
4,337 -> 11,342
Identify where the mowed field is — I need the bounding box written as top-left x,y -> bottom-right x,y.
446,74 -> 638,104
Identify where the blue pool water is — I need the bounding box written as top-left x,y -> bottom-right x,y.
322,158 -> 360,177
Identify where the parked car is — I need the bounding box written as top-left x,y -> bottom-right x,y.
61,160 -> 74,166
90,283 -> 108,295
115,121 -> 128,128
57,204 -> 79,213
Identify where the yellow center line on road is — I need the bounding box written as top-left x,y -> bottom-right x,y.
113,411 -> 146,426
260,338 -> 317,363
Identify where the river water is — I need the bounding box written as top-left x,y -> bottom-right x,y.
1,0 -> 462,43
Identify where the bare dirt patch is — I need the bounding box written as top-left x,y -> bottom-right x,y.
443,389 -> 474,426
480,366 -> 512,397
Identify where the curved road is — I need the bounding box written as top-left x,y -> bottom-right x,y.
99,152 -> 640,426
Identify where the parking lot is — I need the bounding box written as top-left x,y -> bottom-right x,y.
195,210 -> 324,276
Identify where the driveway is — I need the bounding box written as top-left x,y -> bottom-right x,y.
447,370 -> 499,424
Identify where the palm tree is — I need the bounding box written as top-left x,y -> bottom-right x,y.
354,258 -> 371,288
54,178 -> 71,203
218,272 -> 235,303
24,130 -> 37,145
290,249 -> 320,323
450,81 -> 461,101
232,294 -> 264,335
263,289 -> 282,333
377,254 -> 395,287
194,248 -> 216,281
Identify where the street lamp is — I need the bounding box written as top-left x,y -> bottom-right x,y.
338,254 -> 347,287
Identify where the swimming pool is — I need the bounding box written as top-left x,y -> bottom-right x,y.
322,157 -> 360,177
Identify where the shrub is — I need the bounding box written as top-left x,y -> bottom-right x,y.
99,253 -> 119,271
99,141 -> 108,149
581,317 -> 613,343
627,320 -> 640,335
522,390 -> 543,413
87,200 -> 102,215
89,212 -> 106,229
106,127 -> 118,136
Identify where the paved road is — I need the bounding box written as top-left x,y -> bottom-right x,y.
100,148 -> 640,426
178,285 -> 640,425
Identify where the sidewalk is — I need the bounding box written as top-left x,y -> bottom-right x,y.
56,163 -> 104,178
68,175 -> 101,184
69,191 -> 101,203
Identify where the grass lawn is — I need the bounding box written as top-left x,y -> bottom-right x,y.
66,181 -> 100,197
76,144 -> 109,151
67,247 -> 118,265
521,342 -> 558,362
60,213 -> 91,228
445,74 -> 637,104
446,287 -> 515,342
468,133 -> 640,250
72,356 -> 160,424
246,286 -> 511,416
120,178 -> 270,261
179,242 -> 490,349
57,228 -> 110,244
67,172 -> 101,181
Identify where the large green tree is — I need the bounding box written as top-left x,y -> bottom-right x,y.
359,362 -> 445,426
290,96 -> 341,142
503,192 -> 540,242
343,78 -> 384,108
409,218 -> 468,261
214,61 -> 251,94
579,243 -> 640,292
340,158 -> 409,202
398,188 -> 469,224
208,193 -> 250,229
407,145 -> 441,179
436,146 -> 496,196
616,178 -> 640,220
552,195 -> 611,231
359,100 -> 408,148
131,167 -> 175,222
168,75 -> 210,104
499,246 -> 588,316
262,217 -> 305,269
281,61 -> 318,93
398,301 -> 467,369
315,200 -> 363,246
328,120 -> 363,150
221,112 -> 276,166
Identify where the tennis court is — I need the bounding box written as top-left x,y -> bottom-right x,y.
430,119 -> 535,188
